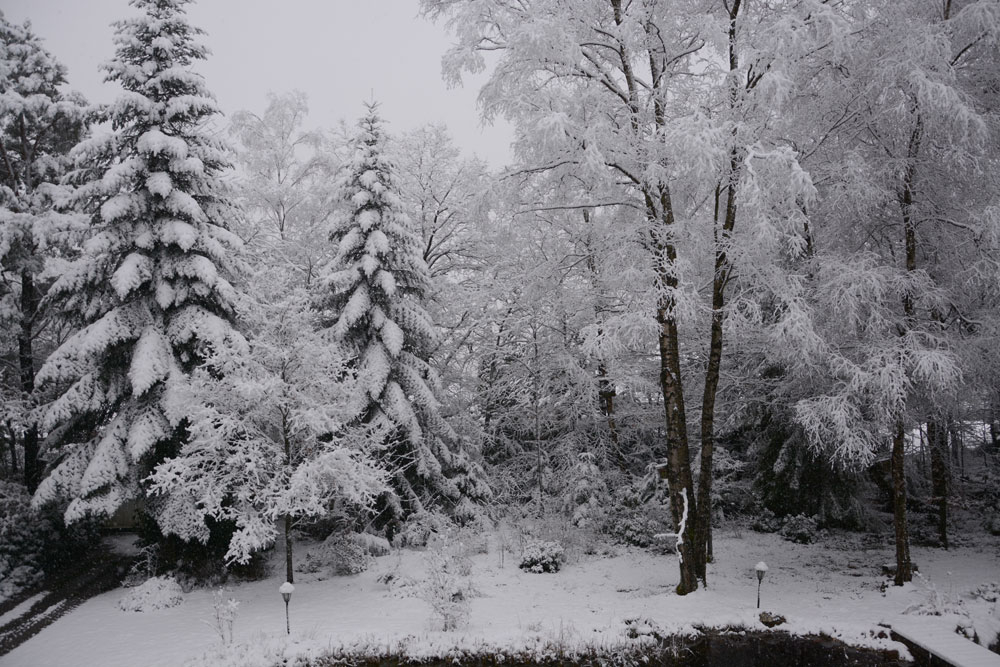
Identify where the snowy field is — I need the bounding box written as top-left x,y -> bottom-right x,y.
2,527 -> 998,667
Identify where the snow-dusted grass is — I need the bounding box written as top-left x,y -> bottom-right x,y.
2,527 -> 999,667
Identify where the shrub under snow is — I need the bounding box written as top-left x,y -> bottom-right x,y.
302,534 -> 373,576
119,575 -> 184,612
519,539 -> 565,573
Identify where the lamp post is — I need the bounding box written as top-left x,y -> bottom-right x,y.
755,561 -> 768,609
280,582 -> 294,635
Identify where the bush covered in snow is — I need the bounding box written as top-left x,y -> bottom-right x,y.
602,482 -> 672,551
519,539 -> 565,573
750,508 -> 782,534
302,533 -> 373,576
395,511 -> 451,548
779,514 -> 820,544
608,513 -> 665,549
118,575 -> 184,612
560,452 -> 608,528
349,531 -> 392,557
750,510 -> 820,544
0,482 -> 101,600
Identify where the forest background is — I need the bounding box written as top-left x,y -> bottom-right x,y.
1,0 -> 999,603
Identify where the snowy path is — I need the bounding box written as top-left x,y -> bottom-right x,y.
0,548 -> 130,658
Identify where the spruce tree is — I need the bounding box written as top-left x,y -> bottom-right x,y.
316,102 -> 487,524
33,0 -> 243,538
0,16 -> 90,492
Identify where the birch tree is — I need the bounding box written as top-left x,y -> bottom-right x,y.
423,0 -> 830,593
229,91 -> 337,288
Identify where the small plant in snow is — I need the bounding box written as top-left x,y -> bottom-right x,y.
519,539 -> 565,573
420,542 -> 474,630
902,572 -> 974,638
970,582 -> 1000,603
121,543 -> 159,587
205,588 -> 240,647
118,575 -> 184,612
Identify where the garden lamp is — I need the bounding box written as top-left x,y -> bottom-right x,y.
755,561 -> 768,609
280,582 -> 294,635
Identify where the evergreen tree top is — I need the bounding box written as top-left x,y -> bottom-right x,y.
0,17 -> 68,99
0,14 -> 90,200
103,0 -> 215,129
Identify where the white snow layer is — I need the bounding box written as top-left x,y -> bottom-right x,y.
8,530 -> 1000,667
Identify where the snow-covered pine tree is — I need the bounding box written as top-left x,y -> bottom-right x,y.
0,16 -> 90,492
316,102 -> 488,526
32,0 -> 243,535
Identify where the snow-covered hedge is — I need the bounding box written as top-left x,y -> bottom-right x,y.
118,575 -> 184,612
519,540 -> 565,573
302,534 -> 373,576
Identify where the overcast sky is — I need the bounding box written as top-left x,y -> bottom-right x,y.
3,0 -> 513,167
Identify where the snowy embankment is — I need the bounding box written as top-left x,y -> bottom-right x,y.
2,528 -> 998,667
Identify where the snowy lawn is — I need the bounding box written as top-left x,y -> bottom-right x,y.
2,527 -> 998,667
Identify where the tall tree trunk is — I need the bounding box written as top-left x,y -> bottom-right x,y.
695,157 -> 740,583
18,270 -> 41,492
284,513 -> 294,584
582,210 -> 624,468
892,419 -> 913,585
5,421 -> 17,475
949,420 -> 963,473
648,187 -> 699,595
891,115 -> 922,586
282,416 -> 294,584
693,0 -> 743,585
990,408 -> 999,453
532,326 -> 544,518
927,419 -> 949,549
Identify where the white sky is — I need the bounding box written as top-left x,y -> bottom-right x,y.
2,0 -> 513,167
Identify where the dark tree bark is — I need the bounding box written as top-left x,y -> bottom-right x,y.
927,419 -> 949,549
5,421 -> 17,475
582,210 -> 625,468
282,415 -> 294,584
890,115 -> 922,586
18,270 -> 41,492
693,0 -> 742,584
284,513 -> 294,584
892,419 -> 913,585
649,187 -> 699,596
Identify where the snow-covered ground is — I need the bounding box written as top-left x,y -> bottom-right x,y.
2,527 -> 998,667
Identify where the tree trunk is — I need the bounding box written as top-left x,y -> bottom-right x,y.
693,0 -> 744,585
949,420 -> 963,473
282,417 -> 294,583
18,270 -> 41,492
581,211 -> 624,467
284,513 -> 294,584
5,422 -> 17,476
991,413 -> 999,453
927,419 -> 949,549
652,211 -> 699,595
891,115 -> 921,586
891,419 -> 913,585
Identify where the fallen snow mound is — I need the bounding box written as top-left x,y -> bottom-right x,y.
119,575 -> 184,612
